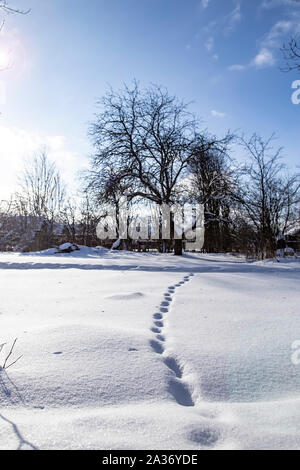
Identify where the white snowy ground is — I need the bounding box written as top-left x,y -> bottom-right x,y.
0,247 -> 299,450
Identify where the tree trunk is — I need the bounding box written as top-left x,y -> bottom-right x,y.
174,239 -> 183,256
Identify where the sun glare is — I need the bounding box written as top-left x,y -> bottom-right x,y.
0,49 -> 11,70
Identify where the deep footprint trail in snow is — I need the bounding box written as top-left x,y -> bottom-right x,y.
150,273 -> 195,407
149,273 -> 225,449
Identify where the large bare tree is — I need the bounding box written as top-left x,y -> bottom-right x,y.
88,82 -> 231,254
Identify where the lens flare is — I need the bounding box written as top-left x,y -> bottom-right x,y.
0,49 -> 11,70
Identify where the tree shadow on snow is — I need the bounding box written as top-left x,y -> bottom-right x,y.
0,261 -> 298,281
0,413 -> 38,450
0,371 -> 38,450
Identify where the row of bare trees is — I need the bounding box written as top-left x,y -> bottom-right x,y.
0,152 -> 100,252
84,82 -> 300,258
0,81 -> 298,258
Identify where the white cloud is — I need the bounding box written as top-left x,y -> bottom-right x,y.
224,3 -> 242,35
0,125 -> 87,201
201,0 -> 210,9
229,16 -> 300,71
203,2 -> 242,37
265,20 -> 295,44
202,2 -> 242,58
211,109 -> 226,118
252,48 -> 275,67
204,36 -> 214,51
261,0 -> 300,9
228,63 -> 248,71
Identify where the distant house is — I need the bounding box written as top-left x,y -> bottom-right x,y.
286,229 -> 300,253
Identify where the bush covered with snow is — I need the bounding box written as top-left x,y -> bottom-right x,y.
284,247 -> 295,257
58,243 -> 80,253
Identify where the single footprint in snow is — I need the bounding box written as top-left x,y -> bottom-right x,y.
156,335 -> 165,342
164,356 -> 182,378
188,427 -> 220,447
167,378 -> 194,407
160,307 -> 168,313
153,313 -> 163,320
151,327 -> 161,334
150,339 -> 164,354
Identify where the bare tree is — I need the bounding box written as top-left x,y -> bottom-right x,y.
0,1 -> 30,15
0,197 -> 15,250
12,151 -> 66,250
281,37 -> 300,73
238,134 -> 300,259
59,198 -> 78,244
17,151 -> 66,222
88,82 -> 231,254
76,192 -> 100,246
187,134 -> 236,252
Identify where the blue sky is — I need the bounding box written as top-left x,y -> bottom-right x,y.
0,0 -> 299,198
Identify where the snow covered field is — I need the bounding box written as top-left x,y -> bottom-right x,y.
0,248 -> 299,450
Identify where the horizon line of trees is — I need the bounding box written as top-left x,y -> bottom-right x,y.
0,82 -> 299,259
